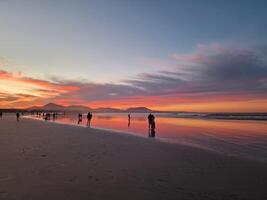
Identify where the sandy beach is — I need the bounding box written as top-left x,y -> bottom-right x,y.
0,115 -> 266,200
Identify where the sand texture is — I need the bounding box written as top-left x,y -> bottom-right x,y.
0,116 -> 267,200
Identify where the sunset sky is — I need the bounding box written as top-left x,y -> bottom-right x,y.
0,0 -> 267,112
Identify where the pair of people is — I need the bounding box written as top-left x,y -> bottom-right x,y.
148,113 -> 156,137
77,112 -> 93,126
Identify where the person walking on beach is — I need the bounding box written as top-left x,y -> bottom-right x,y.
128,113 -> 131,127
16,112 -> 20,121
87,112 -> 92,127
78,113 -> 83,124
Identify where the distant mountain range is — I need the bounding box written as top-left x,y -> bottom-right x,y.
28,103 -> 91,112
27,103 -> 153,113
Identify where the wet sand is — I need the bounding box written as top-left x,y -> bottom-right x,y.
0,116 -> 267,200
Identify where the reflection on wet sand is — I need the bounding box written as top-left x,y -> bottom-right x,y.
30,113 -> 267,162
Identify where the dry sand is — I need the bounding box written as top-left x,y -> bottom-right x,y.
0,115 -> 266,200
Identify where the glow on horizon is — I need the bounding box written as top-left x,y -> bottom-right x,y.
1,68 -> 267,112
151,100 -> 267,113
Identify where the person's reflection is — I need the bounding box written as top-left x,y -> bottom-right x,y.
128,113 -> 131,127
52,113 -> 56,121
150,118 -> 156,137
148,113 -> 156,137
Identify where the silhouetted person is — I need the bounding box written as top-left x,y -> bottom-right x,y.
148,113 -> 156,137
0,112 -> 2,118
128,113 -> 131,127
148,113 -> 153,128
16,112 -> 20,121
78,113 -> 83,124
87,112 -> 92,127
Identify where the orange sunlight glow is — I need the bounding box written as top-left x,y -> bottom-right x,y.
1,69 -> 267,112
0,70 -> 80,108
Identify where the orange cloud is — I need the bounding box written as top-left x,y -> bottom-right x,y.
0,69 -> 80,108
0,71 -> 78,93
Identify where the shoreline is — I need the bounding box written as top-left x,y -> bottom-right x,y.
24,116 -> 267,163
0,116 -> 267,199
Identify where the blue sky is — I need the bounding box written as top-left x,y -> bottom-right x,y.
0,0 -> 266,82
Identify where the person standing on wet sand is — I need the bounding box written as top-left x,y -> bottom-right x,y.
87,112 -> 92,127
0,112 -> 2,118
16,112 -> 20,121
148,113 -> 153,136
128,113 -> 131,127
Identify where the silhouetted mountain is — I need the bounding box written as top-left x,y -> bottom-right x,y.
126,107 -> 152,113
28,103 -> 91,112
27,106 -> 40,110
27,103 -> 153,113
43,103 -> 65,110
28,103 -> 65,111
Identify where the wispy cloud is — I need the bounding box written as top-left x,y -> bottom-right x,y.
57,43 -> 267,109
0,69 -> 80,107
0,70 -> 79,94
1,43 -> 267,111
